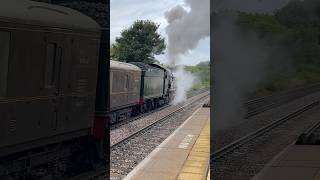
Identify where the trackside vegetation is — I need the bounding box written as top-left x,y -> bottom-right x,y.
236,0 -> 320,95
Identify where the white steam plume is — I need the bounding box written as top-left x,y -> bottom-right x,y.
165,0 -> 210,63
165,0 -> 210,104
172,66 -> 195,105
212,12 -> 291,131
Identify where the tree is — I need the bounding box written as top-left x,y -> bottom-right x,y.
275,0 -> 320,28
196,61 -> 210,68
111,20 -> 166,63
232,0 -> 320,92
110,43 -> 119,61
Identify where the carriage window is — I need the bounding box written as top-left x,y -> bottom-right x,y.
45,43 -> 57,87
112,71 -> 117,92
124,74 -> 129,90
0,32 -> 10,98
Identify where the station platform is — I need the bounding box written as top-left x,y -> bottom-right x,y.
252,143 -> 320,180
124,107 -> 210,180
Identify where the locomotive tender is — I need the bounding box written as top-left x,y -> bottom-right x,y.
0,0 -> 108,178
109,61 -> 175,124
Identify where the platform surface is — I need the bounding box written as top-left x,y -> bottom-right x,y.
124,107 -> 210,180
252,144 -> 320,180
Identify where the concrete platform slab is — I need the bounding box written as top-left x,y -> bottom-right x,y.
124,107 -> 210,180
255,167 -> 319,180
253,144 -> 320,180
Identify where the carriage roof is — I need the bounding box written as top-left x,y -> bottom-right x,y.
0,0 -> 100,31
110,60 -> 141,72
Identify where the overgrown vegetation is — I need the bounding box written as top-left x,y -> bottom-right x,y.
236,0 -> 320,95
185,61 -> 210,90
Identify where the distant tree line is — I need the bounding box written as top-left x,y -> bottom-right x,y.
217,0 -> 320,94
185,61 -> 210,90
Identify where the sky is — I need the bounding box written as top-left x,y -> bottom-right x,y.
110,0 -> 210,66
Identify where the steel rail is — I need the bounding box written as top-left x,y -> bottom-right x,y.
68,91 -> 209,180
296,108 -> 320,145
110,88 -> 208,129
211,100 -> 320,162
111,91 -> 210,148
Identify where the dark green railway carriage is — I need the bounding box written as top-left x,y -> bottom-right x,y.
0,0 -> 100,154
0,0 -> 108,178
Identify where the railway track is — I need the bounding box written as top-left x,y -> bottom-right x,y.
112,83 -> 319,131
66,90 -> 209,180
110,104 -> 170,130
245,83 -> 320,118
110,88 -> 208,130
212,87 -> 320,179
112,84 -> 319,138
111,91 -> 210,179
296,112 -> 320,145
246,83 -> 320,104
111,90 -> 210,147
211,100 -> 320,162
69,85 -> 317,179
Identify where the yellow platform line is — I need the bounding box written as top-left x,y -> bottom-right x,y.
176,117 -> 210,180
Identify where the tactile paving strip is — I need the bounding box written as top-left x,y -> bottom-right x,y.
177,119 -> 210,180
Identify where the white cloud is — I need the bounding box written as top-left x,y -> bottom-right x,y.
111,0 -> 209,65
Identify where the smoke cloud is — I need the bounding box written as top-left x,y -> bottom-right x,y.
165,0 -> 210,64
165,0 -> 210,104
165,5 -> 187,24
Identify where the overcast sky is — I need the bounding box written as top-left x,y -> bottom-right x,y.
110,0 -> 210,66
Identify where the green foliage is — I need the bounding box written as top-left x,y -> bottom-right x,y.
233,1 -> 320,95
238,13 -> 287,36
111,20 -> 166,63
275,0 -> 320,28
185,61 -> 210,90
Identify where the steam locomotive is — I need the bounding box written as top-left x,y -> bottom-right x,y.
110,61 -> 175,124
0,1 -> 175,179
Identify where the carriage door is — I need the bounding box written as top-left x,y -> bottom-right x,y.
44,36 -> 62,131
